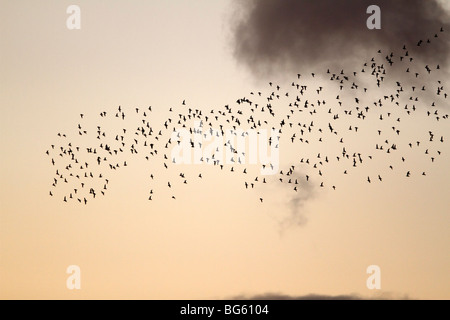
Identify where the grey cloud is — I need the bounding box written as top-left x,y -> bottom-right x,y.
281,172 -> 315,229
231,292 -> 410,300
231,0 -> 450,78
233,293 -> 361,300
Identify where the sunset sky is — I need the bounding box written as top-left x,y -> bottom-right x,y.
1,0 -> 449,299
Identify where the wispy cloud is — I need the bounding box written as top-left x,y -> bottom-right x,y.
231,292 -> 411,300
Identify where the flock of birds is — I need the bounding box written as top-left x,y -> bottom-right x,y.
47,28 -> 448,205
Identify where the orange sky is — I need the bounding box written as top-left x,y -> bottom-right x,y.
1,0 -> 449,299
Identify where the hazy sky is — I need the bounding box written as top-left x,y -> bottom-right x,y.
1,0 -> 449,299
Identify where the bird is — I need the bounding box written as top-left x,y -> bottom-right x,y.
46,26 -> 447,207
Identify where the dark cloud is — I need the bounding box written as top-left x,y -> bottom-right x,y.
280,171 -> 315,230
231,0 -> 450,78
231,292 -> 410,300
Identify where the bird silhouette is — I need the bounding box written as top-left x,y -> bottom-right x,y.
46,27 -> 447,205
